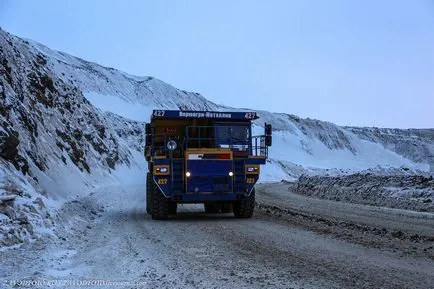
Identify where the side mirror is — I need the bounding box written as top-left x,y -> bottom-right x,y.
144,147 -> 151,161
265,135 -> 272,147
145,123 -> 152,135
265,123 -> 272,136
145,134 -> 152,147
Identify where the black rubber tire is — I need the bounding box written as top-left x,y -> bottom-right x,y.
169,202 -> 177,215
151,180 -> 170,220
146,173 -> 152,214
233,188 -> 255,218
204,202 -> 220,213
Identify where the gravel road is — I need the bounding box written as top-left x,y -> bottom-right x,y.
1,183 -> 433,289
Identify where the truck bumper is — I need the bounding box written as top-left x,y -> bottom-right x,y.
170,191 -> 252,203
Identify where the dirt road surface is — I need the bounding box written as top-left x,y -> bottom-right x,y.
1,183 -> 433,289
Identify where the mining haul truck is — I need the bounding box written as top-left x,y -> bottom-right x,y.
145,110 -> 272,220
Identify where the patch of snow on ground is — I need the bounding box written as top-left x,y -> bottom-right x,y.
258,159 -> 292,183
0,144 -> 146,251
0,164 -> 57,250
104,149 -> 147,186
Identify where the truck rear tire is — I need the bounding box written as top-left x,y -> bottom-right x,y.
151,179 -> 170,220
146,173 -> 152,214
233,188 -> 255,218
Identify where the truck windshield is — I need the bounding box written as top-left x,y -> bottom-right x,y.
215,125 -> 250,149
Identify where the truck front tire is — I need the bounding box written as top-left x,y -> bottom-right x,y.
146,173 -> 152,214
233,188 -> 255,218
150,177 -> 170,220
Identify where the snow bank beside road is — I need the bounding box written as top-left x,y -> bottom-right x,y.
0,164 -> 55,250
290,173 -> 434,212
0,147 -> 146,251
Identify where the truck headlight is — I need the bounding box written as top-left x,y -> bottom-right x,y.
167,140 -> 177,151
154,165 -> 170,175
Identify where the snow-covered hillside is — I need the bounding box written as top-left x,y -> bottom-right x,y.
0,27 -> 433,248
0,28 -> 146,248
2,26 -> 433,183
257,118 -> 432,181
16,30 -> 434,177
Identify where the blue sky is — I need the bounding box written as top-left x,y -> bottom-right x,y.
1,0 -> 433,128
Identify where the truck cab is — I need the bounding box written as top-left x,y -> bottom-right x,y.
145,110 -> 272,220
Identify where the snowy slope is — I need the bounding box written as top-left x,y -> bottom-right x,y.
26,39 -> 219,116
20,30 -> 434,179
257,122 -> 431,181
30,34 -> 434,177
0,28 -> 146,248
1,26 -> 433,185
